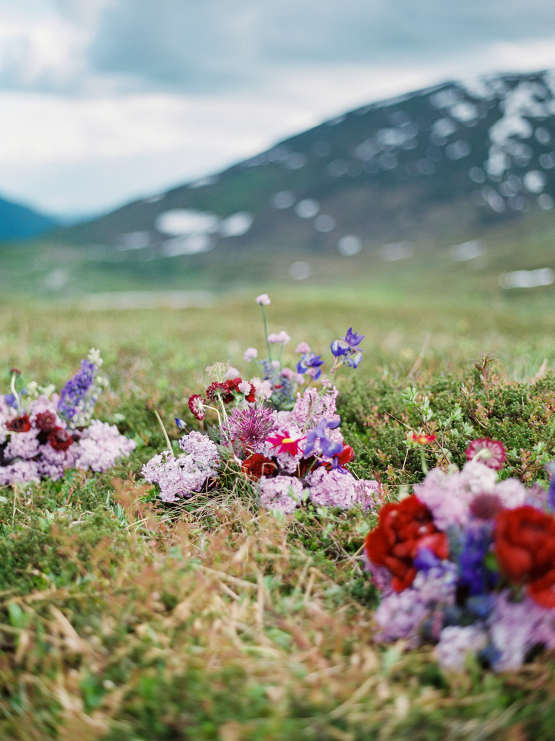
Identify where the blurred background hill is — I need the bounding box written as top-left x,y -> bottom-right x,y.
2,69 -> 554,303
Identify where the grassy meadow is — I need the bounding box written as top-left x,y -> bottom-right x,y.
1,282 -> 555,740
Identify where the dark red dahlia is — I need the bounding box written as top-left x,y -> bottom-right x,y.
35,411 -> 57,432
48,427 -> 74,451
188,394 -> 206,421
6,414 -> 32,433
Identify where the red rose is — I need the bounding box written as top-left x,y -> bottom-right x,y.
364,495 -> 449,592
6,414 -> 32,433
242,454 -> 277,481
47,427 -> 74,452
495,506 -> 555,607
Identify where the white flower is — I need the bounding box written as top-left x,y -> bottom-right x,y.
255,294 -> 271,305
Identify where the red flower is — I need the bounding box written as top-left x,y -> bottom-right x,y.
244,384 -> 256,403
188,395 -> 206,421
6,414 -> 31,433
409,432 -> 437,445
466,438 -> 506,470
34,411 -> 57,432
364,495 -> 449,592
206,381 -> 234,404
267,430 -> 305,456
48,427 -> 74,452
242,454 -> 277,481
495,506 -> 555,607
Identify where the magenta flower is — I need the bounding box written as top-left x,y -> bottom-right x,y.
466,438 -> 506,470
267,430 -> 305,456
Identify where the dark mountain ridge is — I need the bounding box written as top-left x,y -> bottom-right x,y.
58,69 -> 555,260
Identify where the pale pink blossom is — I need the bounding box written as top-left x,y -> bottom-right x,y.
268,331 -> 291,345
243,347 -> 258,362
295,342 -> 311,353
255,294 -> 271,305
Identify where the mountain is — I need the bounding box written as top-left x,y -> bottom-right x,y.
59,69 -> 555,260
0,195 -> 57,241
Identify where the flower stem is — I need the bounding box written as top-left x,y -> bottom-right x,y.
261,305 -> 272,362
154,410 -> 173,455
10,373 -> 21,416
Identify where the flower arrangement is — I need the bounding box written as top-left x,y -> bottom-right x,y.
0,349 -> 136,486
142,294 -> 379,513
364,436 -> 555,671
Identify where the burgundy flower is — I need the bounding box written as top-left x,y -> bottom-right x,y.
35,411 -> 57,432
206,381 -> 234,404
365,495 -> 449,592
48,426 -> 74,452
466,438 -> 506,470
188,394 -> 206,421
6,414 -> 32,433
242,454 -> 277,481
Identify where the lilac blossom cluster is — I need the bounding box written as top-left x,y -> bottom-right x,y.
364,443 -> 555,672
0,355 -> 136,487
142,431 -> 219,502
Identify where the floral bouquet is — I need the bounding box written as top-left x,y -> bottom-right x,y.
364,437 -> 555,671
142,294 -> 379,514
0,349 -> 136,487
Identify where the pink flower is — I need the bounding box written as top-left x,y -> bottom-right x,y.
466,438 -> 506,470
255,294 -> 271,305
295,342 -> 311,354
281,367 -> 294,379
268,331 -> 291,345
243,347 -> 258,362
238,381 -> 251,395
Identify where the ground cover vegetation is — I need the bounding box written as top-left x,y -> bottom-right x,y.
1,287 -> 555,740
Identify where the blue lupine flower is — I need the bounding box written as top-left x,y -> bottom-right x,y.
296,352 -> 324,380
58,359 -> 99,427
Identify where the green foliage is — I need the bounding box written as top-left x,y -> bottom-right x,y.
338,369 -> 555,488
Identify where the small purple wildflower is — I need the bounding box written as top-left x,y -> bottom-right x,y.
296,352 -> 324,380
330,328 -> 364,368
547,462 -> 555,511
458,525 -> 498,597
304,418 -> 342,458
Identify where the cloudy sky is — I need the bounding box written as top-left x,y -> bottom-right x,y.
1,0 -> 555,219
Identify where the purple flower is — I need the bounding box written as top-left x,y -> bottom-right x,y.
304,418 -> 342,458
223,406 -> 276,450
296,352 -> 324,380
330,328 -> 364,368
458,525 -> 498,597
547,462 -> 555,511
57,359 -> 98,428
